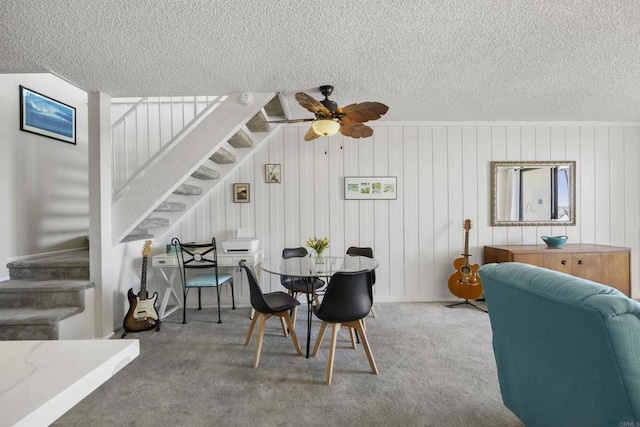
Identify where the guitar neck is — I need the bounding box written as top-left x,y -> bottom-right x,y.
462,230 -> 471,262
139,256 -> 148,300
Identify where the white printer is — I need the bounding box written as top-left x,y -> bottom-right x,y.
220,238 -> 260,253
221,229 -> 260,253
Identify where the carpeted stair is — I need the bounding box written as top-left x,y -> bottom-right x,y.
1,249 -> 94,340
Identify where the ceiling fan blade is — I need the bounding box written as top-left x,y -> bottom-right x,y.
304,126 -> 323,141
267,118 -> 315,124
295,92 -> 332,118
340,123 -> 374,139
339,102 -> 389,124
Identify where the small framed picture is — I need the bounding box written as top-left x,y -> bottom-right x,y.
20,86 -> 76,145
265,164 -> 281,183
233,183 -> 250,203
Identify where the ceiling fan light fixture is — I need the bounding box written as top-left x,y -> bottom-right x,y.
312,118 -> 340,137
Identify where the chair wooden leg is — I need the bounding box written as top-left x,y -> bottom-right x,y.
348,327 -> 357,349
347,319 -> 366,346
248,311 -> 301,368
282,312 -> 303,356
370,305 -> 377,318
312,321 -> 328,357
245,313 -> 259,346
280,316 -> 289,337
291,292 -> 299,326
253,314 -> 269,368
325,323 -> 340,385
350,319 -> 378,375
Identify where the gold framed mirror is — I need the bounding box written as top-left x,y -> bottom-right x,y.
491,161 -> 576,226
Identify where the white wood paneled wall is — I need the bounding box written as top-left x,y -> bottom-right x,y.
155,123 -> 640,305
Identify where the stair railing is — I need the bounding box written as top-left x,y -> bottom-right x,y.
111,95 -> 227,199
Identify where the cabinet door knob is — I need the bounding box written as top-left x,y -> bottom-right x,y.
561,260 -> 567,265
578,259 -> 584,265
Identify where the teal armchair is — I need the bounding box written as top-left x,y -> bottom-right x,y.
478,262 -> 640,426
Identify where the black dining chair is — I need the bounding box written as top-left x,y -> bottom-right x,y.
241,262 -> 303,368
346,246 -> 377,318
280,247 -> 326,325
172,237 -> 235,324
312,270 -> 378,385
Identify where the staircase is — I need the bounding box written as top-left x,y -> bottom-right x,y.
0,92 -> 287,340
1,250 -> 94,340
112,93 -> 287,244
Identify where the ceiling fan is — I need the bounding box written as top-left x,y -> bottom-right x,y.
270,85 -> 389,141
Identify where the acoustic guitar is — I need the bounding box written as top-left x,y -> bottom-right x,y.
447,219 -> 483,300
123,240 -> 159,336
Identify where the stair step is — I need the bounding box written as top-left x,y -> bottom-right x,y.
264,95 -> 285,118
135,218 -> 170,230
0,280 -> 93,309
0,307 -> 81,340
155,201 -> 187,212
7,249 -> 89,281
228,129 -> 253,148
246,111 -> 269,133
191,165 -> 220,180
209,147 -> 236,164
121,233 -> 154,243
174,183 -> 203,196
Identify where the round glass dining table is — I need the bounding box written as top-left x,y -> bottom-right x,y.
261,254 -> 378,279
261,254 -> 378,357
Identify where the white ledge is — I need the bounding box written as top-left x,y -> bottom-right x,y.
0,339 -> 139,427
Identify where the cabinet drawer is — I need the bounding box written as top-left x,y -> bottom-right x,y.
597,252 -> 630,295
571,253 -> 602,281
152,255 -> 177,267
513,254 -> 545,267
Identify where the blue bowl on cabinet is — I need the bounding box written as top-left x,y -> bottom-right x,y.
541,235 -> 568,248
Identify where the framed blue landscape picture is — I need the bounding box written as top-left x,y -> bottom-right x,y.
20,86 -> 76,145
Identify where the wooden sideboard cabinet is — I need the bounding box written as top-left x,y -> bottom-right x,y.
483,244 -> 631,296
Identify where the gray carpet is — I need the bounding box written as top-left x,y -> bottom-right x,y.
54,302 -> 523,427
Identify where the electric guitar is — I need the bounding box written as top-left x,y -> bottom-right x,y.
123,240 -> 159,335
447,219 -> 483,300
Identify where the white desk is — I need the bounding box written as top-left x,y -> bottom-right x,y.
0,339 -> 139,427
152,249 -> 264,319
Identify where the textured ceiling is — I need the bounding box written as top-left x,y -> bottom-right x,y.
1,0 -> 639,122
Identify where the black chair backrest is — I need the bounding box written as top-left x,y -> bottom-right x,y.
281,247 -> 308,285
171,237 -> 220,284
241,263 -> 275,314
315,270 -> 373,323
172,237 -> 219,268
283,247 -> 308,259
346,246 -> 376,285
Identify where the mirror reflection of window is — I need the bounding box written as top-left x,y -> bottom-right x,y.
491,161 -> 575,226
557,167 -> 570,220
521,168 -> 551,221
497,168 -> 520,221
